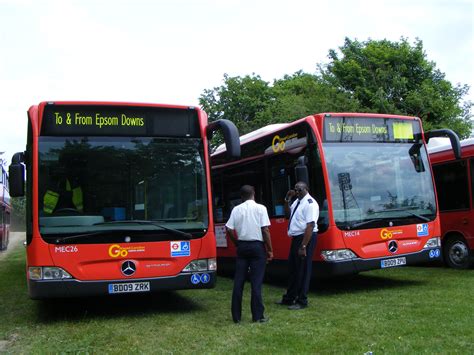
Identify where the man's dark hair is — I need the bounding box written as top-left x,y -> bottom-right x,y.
240,185 -> 255,201
295,181 -> 309,191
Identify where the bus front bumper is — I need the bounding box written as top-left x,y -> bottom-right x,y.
27,272 -> 216,300
315,248 -> 442,276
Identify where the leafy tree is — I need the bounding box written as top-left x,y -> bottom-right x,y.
200,37 -> 472,139
199,73 -> 272,136
320,37 -> 472,137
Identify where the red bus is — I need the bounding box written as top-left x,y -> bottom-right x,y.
212,113 -> 460,276
428,138 -> 473,269
8,101 -> 239,299
0,166 -> 11,250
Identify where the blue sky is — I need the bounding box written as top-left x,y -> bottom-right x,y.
0,0 -> 472,162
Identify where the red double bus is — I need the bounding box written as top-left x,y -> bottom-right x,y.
428,138 -> 473,269
0,166 -> 11,250
9,101 -> 239,299
212,113 -> 460,276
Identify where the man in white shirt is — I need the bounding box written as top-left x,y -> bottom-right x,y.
276,181 -> 319,310
226,185 -> 273,323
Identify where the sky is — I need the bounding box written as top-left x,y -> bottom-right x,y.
0,0 -> 473,164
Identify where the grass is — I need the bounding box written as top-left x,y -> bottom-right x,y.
0,246 -> 473,354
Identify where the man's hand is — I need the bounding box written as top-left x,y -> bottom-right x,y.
266,250 -> 273,262
285,189 -> 296,201
298,246 -> 307,258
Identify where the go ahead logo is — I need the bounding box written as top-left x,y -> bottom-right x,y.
170,241 -> 191,257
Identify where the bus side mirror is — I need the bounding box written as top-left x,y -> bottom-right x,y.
207,119 -> 241,159
295,156 -> 309,185
425,129 -> 461,159
9,152 -> 25,197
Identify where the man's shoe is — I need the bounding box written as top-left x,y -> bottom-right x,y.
233,319 -> 241,324
275,299 -> 294,306
288,303 -> 307,310
253,317 -> 269,323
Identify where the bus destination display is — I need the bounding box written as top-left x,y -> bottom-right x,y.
324,116 -> 421,143
40,104 -> 200,137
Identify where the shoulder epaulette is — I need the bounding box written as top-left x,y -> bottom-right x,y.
307,199 -> 313,204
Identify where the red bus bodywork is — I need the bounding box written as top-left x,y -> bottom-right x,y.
428,138 -> 474,268
212,113 -> 444,276
14,101 -> 235,299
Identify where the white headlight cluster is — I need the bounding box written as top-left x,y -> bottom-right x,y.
182,258 -> 217,272
28,267 -> 72,280
423,237 -> 441,249
321,249 -> 357,261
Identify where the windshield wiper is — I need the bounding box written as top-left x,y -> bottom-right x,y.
368,207 -> 431,222
347,219 -> 382,229
93,220 -> 192,239
54,231 -> 111,244
397,210 -> 431,222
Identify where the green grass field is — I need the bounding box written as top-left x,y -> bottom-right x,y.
0,246 -> 472,354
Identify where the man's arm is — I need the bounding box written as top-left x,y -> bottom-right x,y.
261,226 -> 273,261
226,227 -> 238,247
298,222 -> 315,257
284,189 -> 296,219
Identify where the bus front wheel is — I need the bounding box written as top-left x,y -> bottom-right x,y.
443,236 -> 472,269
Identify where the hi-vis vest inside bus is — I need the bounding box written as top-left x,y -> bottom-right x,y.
43,179 -> 83,214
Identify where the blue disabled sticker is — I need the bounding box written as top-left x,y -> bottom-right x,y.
434,249 -> 440,258
429,250 -> 435,258
416,223 -> 429,237
201,273 -> 210,284
171,241 -> 191,257
191,274 -> 201,285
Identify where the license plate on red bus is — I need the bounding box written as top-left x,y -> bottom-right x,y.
108,282 -> 150,294
380,257 -> 406,268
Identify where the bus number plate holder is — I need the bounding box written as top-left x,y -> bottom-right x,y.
380,257 -> 406,268
108,282 -> 150,294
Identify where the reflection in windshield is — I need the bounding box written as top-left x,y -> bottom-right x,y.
323,143 -> 436,229
38,137 -> 208,238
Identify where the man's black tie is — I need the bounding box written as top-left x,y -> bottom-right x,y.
288,200 -> 300,231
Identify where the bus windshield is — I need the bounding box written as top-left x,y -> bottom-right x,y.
38,136 -> 208,240
323,142 -> 436,229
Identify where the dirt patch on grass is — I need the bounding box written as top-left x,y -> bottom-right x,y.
0,232 -> 25,261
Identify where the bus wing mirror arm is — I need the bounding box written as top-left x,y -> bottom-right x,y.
425,129 -> 461,159
9,151 -> 26,198
207,119 -> 241,159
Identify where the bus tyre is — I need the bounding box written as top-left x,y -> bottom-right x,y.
443,236 -> 472,269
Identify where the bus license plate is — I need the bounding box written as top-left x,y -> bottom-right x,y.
380,257 -> 406,268
108,282 -> 150,294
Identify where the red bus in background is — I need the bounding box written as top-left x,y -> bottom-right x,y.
212,113 -> 461,277
0,166 -> 11,250
9,101 -> 239,299
428,138 -> 474,269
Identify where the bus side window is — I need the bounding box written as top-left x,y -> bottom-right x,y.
270,165 -> 290,216
470,158 -> 474,206
433,161 -> 469,211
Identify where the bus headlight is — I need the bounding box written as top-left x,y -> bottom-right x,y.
28,267 -> 72,280
321,249 -> 357,261
182,258 -> 216,272
423,237 -> 441,249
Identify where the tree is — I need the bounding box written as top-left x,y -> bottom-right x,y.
200,37 -> 472,139
199,73 -> 272,136
320,37 -> 472,137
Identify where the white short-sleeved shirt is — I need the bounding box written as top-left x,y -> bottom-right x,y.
226,200 -> 271,242
287,193 -> 319,236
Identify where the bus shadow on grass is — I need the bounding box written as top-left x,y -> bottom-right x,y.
219,263 -> 425,296
35,291 -> 203,323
